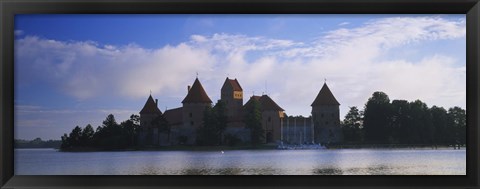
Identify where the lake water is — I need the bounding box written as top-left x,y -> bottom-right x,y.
15,148 -> 465,175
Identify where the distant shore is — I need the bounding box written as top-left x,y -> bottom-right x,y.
57,144 -> 278,152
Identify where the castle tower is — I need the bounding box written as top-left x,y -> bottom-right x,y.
221,77 -> 243,119
140,94 -> 162,128
139,94 -> 162,145
311,82 -> 342,144
181,77 -> 212,144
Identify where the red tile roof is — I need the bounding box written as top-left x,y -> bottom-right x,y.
223,77 -> 243,91
311,83 -> 340,106
164,107 -> 183,125
181,78 -> 213,104
243,95 -> 261,109
140,95 -> 162,115
244,95 -> 284,111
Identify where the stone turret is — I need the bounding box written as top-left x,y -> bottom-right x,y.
311,82 -> 342,144
180,77 -> 212,144
221,77 -> 243,119
139,94 -> 163,145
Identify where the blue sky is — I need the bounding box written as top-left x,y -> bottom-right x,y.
14,14 -> 466,140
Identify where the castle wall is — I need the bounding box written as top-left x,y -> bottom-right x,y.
261,111 -> 283,143
181,102 -> 211,145
312,105 -> 343,144
282,117 -> 314,144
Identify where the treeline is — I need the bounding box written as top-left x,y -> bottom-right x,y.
60,114 -> 140,150
341,91 -> 466,146
15,138 -> 62,149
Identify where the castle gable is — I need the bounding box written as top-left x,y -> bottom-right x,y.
244,95 -> 284,111
222,77 -> 243,92
259,95 -> 284,111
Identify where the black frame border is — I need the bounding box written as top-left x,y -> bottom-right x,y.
1,0 -> 479,188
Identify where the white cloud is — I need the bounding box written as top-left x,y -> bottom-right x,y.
14,30 -> 24,36
15,16 -> 466,120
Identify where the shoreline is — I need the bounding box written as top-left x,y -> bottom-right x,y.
57,144 -> 279,152
17,144 -> 466,152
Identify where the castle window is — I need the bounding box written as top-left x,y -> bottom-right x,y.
321,113 -> 324,118
190,121 -> 194,126
189,112 -> 192,118
268,117 -> 271,122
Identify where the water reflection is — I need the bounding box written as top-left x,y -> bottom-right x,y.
15,149 -> 466,175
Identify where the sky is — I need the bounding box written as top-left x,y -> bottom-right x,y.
14,14 -> 466,140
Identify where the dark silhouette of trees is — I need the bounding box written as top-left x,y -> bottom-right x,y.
197,100 -> 228,145
363,92 -> 392,143
410,100 -> 434,144
431,106 -> 450,145
390,100 -> 411,143
341,106 -> 363,142
244,99 -> 264,146
448,107 -> 466,145
344,91 -> 466,146
198,106 -> 218,145
120,114 -> 142,146
81,124 -> 95,146
69,126 -> 83,147
60,114 -> 141,150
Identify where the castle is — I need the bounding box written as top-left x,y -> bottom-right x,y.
138,77 -> 343,146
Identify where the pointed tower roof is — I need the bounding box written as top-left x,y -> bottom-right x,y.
311,83 -> 340,106
222,77 -> 243,91
140,95 -> 162,115
182,78 -> 213,104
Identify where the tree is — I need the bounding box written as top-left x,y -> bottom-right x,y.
409,100 -> 433,144
363,91 -> 392,143
79,124 -> 94,146
68,126 -> 83,147
197,106 -> 218,145
448,107 -> 466,145
60,133 -> 70,149
121,114 -> 140,146
93,114 -> 125,148
244,99 -> 264,146
341,106 -> 364,143
197,100 -> 228,146
430,106 -> 449,145
390,100 -> 411,143
213,100 -> 228,144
